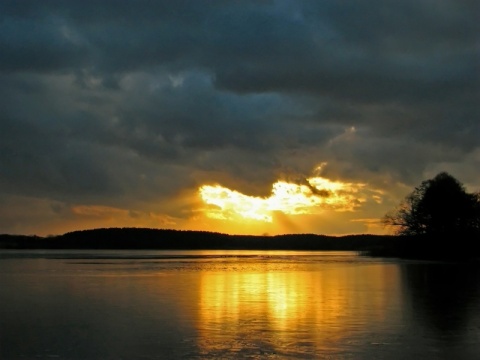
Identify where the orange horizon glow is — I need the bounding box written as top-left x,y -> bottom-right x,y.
6,172 -> 387,237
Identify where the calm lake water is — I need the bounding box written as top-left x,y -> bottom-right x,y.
1,250 -> 479,359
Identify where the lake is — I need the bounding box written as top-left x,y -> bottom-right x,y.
1,250 -> 479,359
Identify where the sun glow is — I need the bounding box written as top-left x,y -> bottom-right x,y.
199,176 -> 367,222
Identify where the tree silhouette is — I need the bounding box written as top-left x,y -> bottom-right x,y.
383,172 -> 480,258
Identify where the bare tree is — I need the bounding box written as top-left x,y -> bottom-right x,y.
383,172 -> 480,238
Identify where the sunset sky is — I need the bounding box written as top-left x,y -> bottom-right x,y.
0,0 -> 478,236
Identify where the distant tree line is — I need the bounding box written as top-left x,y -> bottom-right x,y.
0,228 -> 397,252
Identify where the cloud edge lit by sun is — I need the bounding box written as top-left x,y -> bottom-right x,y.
198,173 -> 378,223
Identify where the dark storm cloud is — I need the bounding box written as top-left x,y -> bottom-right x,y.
0,0 -> 478,235
1,0 -> 476,104
211,1 -> 478,103
0,115 -> 117,198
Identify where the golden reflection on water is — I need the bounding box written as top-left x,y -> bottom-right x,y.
3,252 -> 480,359
198,262 -> 400,355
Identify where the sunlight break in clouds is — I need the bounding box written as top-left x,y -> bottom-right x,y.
199,176 -> 368,222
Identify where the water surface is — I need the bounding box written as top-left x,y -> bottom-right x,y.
1,250 -> 479,359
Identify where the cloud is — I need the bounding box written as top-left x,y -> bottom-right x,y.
0,0 -> 478,235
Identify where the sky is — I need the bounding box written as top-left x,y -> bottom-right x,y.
0,0 -> 478,237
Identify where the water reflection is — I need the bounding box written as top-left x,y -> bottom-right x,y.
197,263 -> 401,357
2,251 -> 479,359
401,263 -> 480,333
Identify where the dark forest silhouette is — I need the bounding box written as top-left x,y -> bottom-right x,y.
0,228 -> 397,252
